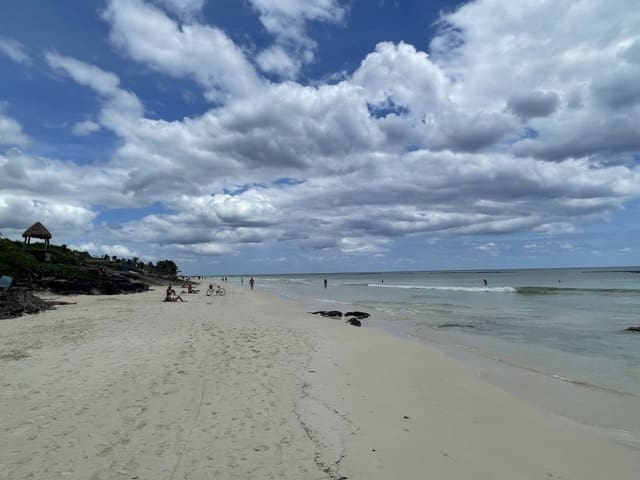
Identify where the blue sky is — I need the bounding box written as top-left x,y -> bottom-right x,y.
1,0 -> 640,274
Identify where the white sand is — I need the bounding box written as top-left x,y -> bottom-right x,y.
1,285 -> 638,479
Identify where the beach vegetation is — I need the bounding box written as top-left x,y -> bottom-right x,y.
154,259 -> 178,276
0,238 -> 41,277
0,238 -> 92,280
0,238 -> 182,282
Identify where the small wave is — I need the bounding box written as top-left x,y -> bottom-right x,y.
313,298 -> 352,305
547,375 -> 638,396
516,286 -> 640,296
432,342 -> 640,398
368,284 -> 515,293
284,278 -> 314,284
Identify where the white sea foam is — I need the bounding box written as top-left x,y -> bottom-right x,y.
368,284 -> 516,293
313,298 -> 352,305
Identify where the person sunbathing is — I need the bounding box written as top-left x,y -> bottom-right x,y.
187,284 -> 200,294
164,285 -> 184,302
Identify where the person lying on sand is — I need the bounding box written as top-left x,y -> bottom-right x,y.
164,285 -> 184,302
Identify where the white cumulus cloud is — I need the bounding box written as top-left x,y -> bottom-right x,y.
0,37 -> 30,64
103,0 -> 263,102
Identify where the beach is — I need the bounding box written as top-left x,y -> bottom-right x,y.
1,284 -> 638,479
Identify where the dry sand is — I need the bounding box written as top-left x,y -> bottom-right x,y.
1,284 -> 638,479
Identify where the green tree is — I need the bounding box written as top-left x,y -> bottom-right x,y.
155,259 -> 178,276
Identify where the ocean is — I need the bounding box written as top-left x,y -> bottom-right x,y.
248,267 -> 640,444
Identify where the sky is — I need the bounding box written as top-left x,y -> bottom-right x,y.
1,0 -> 640,275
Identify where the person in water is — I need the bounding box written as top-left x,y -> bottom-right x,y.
483,279 -> 488,287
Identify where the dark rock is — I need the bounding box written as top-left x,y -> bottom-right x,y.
0,289 -> 53,319
345,311 -> 370,319
33,273 -> 148,295
438,323 -> 476,329
624,326 -> 640,333
346,318 -> 361,327
0,267 -> 149,319
310,310 -> 343,318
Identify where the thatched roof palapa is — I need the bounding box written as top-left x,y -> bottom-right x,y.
22,222 -> 52,255
22,222 -> 52,239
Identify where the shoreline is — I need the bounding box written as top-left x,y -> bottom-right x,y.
417,333 -> 640,447
1,285 -> 638,479
260,280 -> 640,446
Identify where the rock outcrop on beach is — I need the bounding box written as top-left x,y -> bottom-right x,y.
0,237 -> 183,319
0,268 -> 150,319
0,289 -> 52,319
309,310 -> 370,327
438,323 -> 476,329
27,270 -> 149,295
345,311 -> 370,319
310,310 -> 343,318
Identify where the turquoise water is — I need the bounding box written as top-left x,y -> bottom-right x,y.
253,268 -> 640,397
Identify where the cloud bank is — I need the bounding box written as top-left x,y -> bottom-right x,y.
1,0 -> 640,271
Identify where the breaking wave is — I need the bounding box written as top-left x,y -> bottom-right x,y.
368,284 -> 640,296
367,284 -> 515,293
515,286 -> 640,296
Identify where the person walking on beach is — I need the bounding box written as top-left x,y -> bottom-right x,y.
324,278 -> 327,288
249,277 -> 254,290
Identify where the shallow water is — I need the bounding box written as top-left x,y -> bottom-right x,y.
255,268 -> 640,394
251,267 -> 640,442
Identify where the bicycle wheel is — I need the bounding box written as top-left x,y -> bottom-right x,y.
216,288 -> 226,296
206,288 -> 213,296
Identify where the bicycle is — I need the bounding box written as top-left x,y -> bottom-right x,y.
206,285 -> 226,296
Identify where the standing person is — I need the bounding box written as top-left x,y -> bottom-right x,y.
483,278 -> 488,287
249,277 -> 254,290
323,278 -> 327,288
